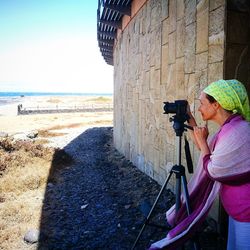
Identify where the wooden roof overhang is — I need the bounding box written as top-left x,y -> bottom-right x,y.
97,0 -> 132,65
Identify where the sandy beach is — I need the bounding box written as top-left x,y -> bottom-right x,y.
0,95 -> 114,250
0,95 -> 113,147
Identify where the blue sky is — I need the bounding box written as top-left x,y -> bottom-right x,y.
0,0 -> 113,93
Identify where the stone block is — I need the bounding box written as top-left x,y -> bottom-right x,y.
161,43 -> 169,84
151,1 -> 161,30
197,0 -> 208,13
184,23 -> 196,73
196,1 -> 209,53
185,0 -> 196,25
169,0 -> 177,33
176,18 -> 185,58
176,57 -> 185,98
159,140 -> 168,166
209,6 -> 225,36
177,0 -> 185,20
195,52 -> 208,71
150,35 -> 156,67
150,66 -> 156,90
145,161 -> 154,179
161,18 -> 169,45
208,31 -> 224,46
142,70 -> 150,94
152,147 -> 160,168
137,154 -> 145,172
208,31 -> 224,63
208,61 -> 224,84
167,63 -> 176,94
153,69 -> 161,97
156,166 -> 168,185
195,68 -> 208,91
166,142 -> 175,163
155,25 -> 162,69
186,73 -> 197,99
162,0 -> 169,20
209,44 -> 224,63
168,31 -> 176,64
209,0 -> 224,11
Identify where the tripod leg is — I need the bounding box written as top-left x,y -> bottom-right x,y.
181,175 -> 200,250
181,175 -> 191,215
131,170 -> 173,250
175,176 -> 181,212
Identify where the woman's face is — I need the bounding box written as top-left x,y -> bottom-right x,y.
198,92 -> 218,121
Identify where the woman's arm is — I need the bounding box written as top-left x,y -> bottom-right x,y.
187,110 -> 201,150
193,126 -> 210,156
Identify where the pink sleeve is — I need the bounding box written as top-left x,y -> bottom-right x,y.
203,154 -> 250,184
202,154 -> 215,180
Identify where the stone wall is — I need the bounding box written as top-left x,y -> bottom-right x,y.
113,0 -> 226,190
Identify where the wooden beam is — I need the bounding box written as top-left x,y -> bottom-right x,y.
99,18 -> 122,29
99,44 -> 113,51
103,2 -> 131,16
98,38 -> 115,45
98,30 -> 117,39
102,52 -> 113,58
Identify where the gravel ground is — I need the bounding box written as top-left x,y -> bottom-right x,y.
37,127 -> 226,250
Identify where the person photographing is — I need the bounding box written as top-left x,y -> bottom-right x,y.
187,79 -> 250,250
150,79 -> 250,250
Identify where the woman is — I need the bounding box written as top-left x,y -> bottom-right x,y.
150,79 -> 250,250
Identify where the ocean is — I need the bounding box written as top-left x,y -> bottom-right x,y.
0,92 -> 113,106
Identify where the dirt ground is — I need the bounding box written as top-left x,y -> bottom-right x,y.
0,126 -> 226,250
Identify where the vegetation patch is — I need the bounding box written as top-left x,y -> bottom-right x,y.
0,137 -> 73,249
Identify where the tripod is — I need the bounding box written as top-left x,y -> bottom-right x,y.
132,114 -> 199,250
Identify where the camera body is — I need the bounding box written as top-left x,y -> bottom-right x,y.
163,100 -> 188,117
163,100 -> 190,136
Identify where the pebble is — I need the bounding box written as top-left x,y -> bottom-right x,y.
27,130 -> 38,139
24,229 -> 39,244
80,204 -> 89,209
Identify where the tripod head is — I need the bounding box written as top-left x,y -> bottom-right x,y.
163,100 -> 194,174
163,100 -> 192,136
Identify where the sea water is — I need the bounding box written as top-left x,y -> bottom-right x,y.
0,92 -> 112,106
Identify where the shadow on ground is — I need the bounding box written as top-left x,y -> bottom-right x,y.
38,127 -> 226,250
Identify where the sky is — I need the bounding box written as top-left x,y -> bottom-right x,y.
0,0 -> 114,93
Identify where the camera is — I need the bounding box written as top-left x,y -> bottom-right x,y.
163,100 -> 190,136
163,100 -> 188,116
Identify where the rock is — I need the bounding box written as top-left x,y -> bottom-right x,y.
27,130 -> 38,139
47,183 -> 54,188
13,133 -> 30,141
124,204 -> 131,209
81,204 -> 89,209
24,229 -> 39,244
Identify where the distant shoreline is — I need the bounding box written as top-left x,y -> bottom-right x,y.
0,92 -> 113,97
0,92 -> 113,106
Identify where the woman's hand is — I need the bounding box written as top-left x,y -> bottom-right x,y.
193,126 -> 210,155
186,102 -> 201,149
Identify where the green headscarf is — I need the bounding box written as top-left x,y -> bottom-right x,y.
203,79 -> 250,121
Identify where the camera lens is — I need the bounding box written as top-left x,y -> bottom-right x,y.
163,102 -> 177,114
